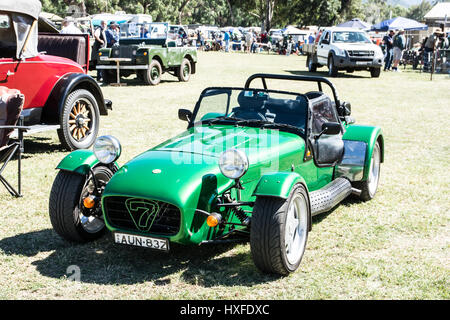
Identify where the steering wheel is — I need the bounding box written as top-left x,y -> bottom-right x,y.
232,108 -> 267,121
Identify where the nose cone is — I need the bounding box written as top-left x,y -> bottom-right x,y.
103,150 -> 225,207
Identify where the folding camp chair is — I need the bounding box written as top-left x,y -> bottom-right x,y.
0,87 -> 28,197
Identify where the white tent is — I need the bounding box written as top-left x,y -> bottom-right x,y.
283,25 -> 308,36
424,3 -> 450,27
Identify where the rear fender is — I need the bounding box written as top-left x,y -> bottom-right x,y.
42,73 -> 108,123
56,149 -> 118,175
342,125 -> 384,181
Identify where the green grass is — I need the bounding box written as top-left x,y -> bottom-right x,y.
0,51 -> 449,299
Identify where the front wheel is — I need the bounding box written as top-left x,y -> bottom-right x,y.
49,166 -> 114,242
328,56 -> 338,77
57,89 -> 100,150
143,59 -> 162,85
307,55 -> 317,72
250,184 -> 310,275
370,67 -> 381,78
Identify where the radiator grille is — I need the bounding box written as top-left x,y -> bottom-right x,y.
104,196 -> 181,236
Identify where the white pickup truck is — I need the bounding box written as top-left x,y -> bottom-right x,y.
304,27 -> 384,77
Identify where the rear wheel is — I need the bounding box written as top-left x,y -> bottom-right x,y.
143,59 -> 162,85
353,141 -> 381,201
177,58 -> 191,82
57,89 -> 99,150
49,166 -> 114,242
250,184 -> 310,275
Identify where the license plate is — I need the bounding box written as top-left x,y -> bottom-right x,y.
356,61 -> 370,65
114,232 -> 169,251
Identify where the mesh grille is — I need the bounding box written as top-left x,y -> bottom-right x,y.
104,196 -> 181,236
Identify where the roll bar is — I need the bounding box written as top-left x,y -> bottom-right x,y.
244,73 -> 340,108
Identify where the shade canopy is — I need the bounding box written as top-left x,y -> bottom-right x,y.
281,25 -> 308,35
336,18 -> 371,30
372,17 -> 428,31
0,0 -> 42,20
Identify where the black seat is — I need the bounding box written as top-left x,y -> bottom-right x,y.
232,90 -> 268,120
0,87 -> 28,197
263,96 -> 307,129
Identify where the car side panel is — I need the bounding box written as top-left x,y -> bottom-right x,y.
0,55 -> 84,110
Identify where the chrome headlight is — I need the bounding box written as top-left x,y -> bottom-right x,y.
93,135 -> 122,164
219,149 -> 249,180
335,48 -> 346,57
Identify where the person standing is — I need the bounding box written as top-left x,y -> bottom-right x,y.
392,29 -> 406,72
105,21 -> 119,48
92,20 -> 107,82
382,29 -> 394,71
224,30 -> 230,52
61,17 -> 82,34
245,31 -> 252,53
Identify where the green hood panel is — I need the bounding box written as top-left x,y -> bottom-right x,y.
155,124 -> 304,158
105,125 -> 306,200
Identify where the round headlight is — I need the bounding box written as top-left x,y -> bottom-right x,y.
93,135 -> 122,164
219,149 -> 249,180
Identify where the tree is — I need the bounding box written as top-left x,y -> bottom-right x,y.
407,0 -> 432,22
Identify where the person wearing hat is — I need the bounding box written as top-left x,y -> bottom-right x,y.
105,21 -> 119,48
382,29 -> 395,71
60,17 -> 82,34
392,29 -> 405,72
423,28 -> 444,72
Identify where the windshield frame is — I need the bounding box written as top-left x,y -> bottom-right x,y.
119,22 -> 168,40
189,87 -> 310,137
331,30 -> 371,44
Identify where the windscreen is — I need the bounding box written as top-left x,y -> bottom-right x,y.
332,31 -> 371,43
0,13 -> 16,58
194,88 -> 308,132
120,22 -> 168,39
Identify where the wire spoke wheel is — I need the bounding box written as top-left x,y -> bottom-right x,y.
58,89 -> 100,150
68,99 -> 94,142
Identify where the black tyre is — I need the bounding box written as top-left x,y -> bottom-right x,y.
250,184 -> 310,276
143,59 -> 162,85
49,166 -> 114,242
370,67 -> 381,78
328,55 -> 338,77
353,141 -> 381,201
57,89 -> 100,151
307,55 -> 317,72
177,58 -> 191,82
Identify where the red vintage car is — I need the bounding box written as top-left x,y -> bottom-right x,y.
0,0 -> 111,150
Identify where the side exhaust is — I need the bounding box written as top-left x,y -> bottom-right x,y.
310,178 -> 353,216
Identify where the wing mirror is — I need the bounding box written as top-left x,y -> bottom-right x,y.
178,109 -> 192,122
338,101 -> 351,117
322,122 -> 341,135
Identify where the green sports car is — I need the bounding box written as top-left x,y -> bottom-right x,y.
49,74 -> 384,275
